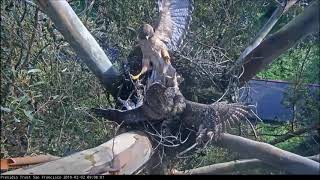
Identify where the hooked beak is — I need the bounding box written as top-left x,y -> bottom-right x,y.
146,35 -> 149,40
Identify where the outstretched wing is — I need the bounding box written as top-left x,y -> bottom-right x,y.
211,102 -> 257,137
154,0 -> 194,51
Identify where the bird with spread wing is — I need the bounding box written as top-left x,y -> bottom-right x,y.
130,0 -> 194,80
92,0 -> 258,148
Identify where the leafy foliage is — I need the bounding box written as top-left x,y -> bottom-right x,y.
258,41 -> 319,84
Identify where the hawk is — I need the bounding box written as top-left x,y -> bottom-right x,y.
130,0 -> 194,80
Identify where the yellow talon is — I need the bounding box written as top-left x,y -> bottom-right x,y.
163,55 -> 170,64
130,74 -> 140,80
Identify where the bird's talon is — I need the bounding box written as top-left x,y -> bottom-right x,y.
130,74 -> 140,80
163,56 -> 170,64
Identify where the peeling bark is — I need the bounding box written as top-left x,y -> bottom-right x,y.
2,132 -> 152,175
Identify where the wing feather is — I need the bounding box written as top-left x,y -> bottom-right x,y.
154,0 -> 194,51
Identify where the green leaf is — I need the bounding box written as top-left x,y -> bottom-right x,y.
23,110 -> 34,121
14,117 -> 21,123
52,95 -> 60,100
27,69 -> 42,74
17,95 -> 31,105
31,81 -> 46,86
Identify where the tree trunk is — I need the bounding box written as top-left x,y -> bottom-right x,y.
35,0 -> 121,96
217,133 -> 320,174
236,4 -> 285,65
235,0 -> 298,66
2,132 -> 152,175
239,0 -> 319,84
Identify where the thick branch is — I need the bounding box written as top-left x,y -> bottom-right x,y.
217,133 -> 320,174
309,154 -> 320,162
239,0 -> 319,84
3,132 -> 152,175
174,159 -> 262,175
173,154 -> 319,175
35,0 -> 121,95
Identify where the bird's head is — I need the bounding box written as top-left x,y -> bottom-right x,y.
138,24 -> 154,40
